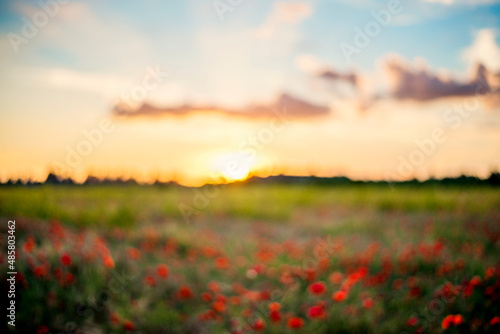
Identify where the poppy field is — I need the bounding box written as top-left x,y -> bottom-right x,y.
1,184 -> 500,333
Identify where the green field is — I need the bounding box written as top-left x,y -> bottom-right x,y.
1,184 -> 500,333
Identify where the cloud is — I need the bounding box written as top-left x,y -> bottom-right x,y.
382,55 -> 499,102
295,54 -> 357,86
112,92 -> 329,119
462,29 -> 500,73
255,1 -> 312,40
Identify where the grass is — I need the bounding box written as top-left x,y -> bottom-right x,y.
1,183 -> 499,228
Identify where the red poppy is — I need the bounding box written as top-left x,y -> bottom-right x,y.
212,301 -> 226,313
287,317 -> 304,329
104,256 -> 115,269
362,297 -> 374,309
177,286 -> 194,300
332,290 -> 347,302
215,257 -> 229,269
36,325 -> 49,334
156,264 -> 169,278
201,292 -> 212,302
252,318 -> 266,331
308,281 -> 326,295
308,305 -> 326,319
144,275 -> 156,286
490,316 -> 500,326
127,247 -> 141,260
33,265 -> 47,278
407,316 -> 419,326
23,236 -> 36,253
270,310 -> 281,322
442,314 -> 464,329
123,320 -> 135,331
60,253 -> 72,266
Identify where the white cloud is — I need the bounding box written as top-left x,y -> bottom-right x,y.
462,29 -> 500,72
255,1 -> 312,39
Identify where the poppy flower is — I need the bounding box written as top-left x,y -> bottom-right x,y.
308,305 -> 326,319
23,236 -> 36,253
36,325 -> 49,334
123,320 -> 135,331
332,290 -> 347,302
60,253 -> 72,266
442,314 -> 464,329
252,318 -> 266,331
215,257 -> 229,269
212,301 -> 226,313
308,281 -> 326,295
270,310 -> 281,322
177,286 -> 194,300
362,297 -> 374,309
144,275 -> 156,286
201,292 -> 212,302
127,247 -> 141,260
104,256 -> 115,269
490,316 -> 500,326
287,317 -> 304,329
407,316 -> 419,326
156,264 -> 169,278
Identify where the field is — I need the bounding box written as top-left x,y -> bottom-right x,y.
1,184 -> 500,333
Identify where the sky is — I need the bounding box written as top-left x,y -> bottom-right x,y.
1,0 -> 500,186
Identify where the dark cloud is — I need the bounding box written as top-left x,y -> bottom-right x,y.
318,69 -> 357,86
384,60 -> 499,101
112,93 -> 329,119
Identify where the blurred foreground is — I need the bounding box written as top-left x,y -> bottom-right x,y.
1,184 -> 500,333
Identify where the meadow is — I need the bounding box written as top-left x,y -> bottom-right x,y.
1,183 -> 500,333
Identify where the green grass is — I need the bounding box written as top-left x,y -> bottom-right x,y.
1,184 -> 499,228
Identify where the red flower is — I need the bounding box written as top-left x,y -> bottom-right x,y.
23,236 -> 36,253
177,286 -> 194,300
270,310 -> 282,322
362,297 -> 374,309
110,311 -> 120,325
332,290 -> 347,302
212,301 -> 226,313
287,317 -> 304,329
215,257 -> 229,269
127,247 -> 141,260
407,316 -> 419,326
123,320 -> 135,331
201,292 -> 212,302
144,275 -> 156,286
490,316 -> 500,326
268,302 -> 281,312
36,325 -> 49,334
104,256 -> 115,269
252,318 -> 266,331
308,281 -> 326,295
156,264 -> 169,278
308,305 -> 326,319
442,314 -> 464,329
60,253 -> 72,266
33,265 -> 47,278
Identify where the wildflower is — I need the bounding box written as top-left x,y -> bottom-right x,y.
308,305 -> 326,319
36,325 -> 49,334
362,297 -> 374,309
490,316 -> 500,326
215,257 -> 229,269
212,301 -> 226,313
308,281 -> 326,295
156,264 -> 169,278
127,247 -> 141,260
287,317 -> 304,329
123,320 -> 135,331
104,256 -> 115,268
442,314 -> 464,329
23,236 -> 36,253
252,318 -> 266,331
177,286 -> 194,300
332,290 -> 347,302
60,253 -> 72,266
144,275 -> 156,287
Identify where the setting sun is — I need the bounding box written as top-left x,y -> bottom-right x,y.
210,152 -> 255,182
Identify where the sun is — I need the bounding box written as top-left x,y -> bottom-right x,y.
210,152 -> 255,182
